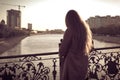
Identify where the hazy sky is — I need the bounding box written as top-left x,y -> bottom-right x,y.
0,0 -> 120,30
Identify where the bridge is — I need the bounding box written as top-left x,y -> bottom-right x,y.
0,46 -> 120,80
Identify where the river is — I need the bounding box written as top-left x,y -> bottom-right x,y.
1,34 -> 120,56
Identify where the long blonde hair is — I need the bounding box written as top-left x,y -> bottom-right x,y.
65,10 -> 92,55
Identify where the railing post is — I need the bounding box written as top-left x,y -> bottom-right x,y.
52,58 -> 57,80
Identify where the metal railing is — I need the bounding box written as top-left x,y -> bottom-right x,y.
88,46 -> 120,80
0,46 -> 120,80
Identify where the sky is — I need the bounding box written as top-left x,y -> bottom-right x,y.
0,0 -> 120,31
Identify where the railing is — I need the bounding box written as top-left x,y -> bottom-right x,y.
88,46 -> 120,80
0,46 -> 120,80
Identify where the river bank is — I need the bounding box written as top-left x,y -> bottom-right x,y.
0,36 -> 27,54
93,35 -> 120,44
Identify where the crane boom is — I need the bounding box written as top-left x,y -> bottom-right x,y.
0,3 -> 25,11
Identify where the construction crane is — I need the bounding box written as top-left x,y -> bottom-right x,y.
0,3 -> 25,11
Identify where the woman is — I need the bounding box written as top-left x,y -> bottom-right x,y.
59,10 -> 92,80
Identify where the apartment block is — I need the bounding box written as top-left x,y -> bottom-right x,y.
28,23 -> 32,30
86,15 -> 120,28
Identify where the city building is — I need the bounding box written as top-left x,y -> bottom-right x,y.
7,9 -> 21,29
28,23 -> 32,30
86,15 -> 120,28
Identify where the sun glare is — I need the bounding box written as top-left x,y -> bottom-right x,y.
15,0 -> 120,30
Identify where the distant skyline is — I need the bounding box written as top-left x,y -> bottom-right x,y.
0,0 -> 120,31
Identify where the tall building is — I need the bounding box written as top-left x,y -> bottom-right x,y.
7,9 -> 21,29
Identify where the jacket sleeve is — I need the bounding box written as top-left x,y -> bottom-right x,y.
59,29 -> 72,58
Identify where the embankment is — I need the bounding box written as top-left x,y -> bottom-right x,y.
0,36 -> 27,54
93,35 -> 120,44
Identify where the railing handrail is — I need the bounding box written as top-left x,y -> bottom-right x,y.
0,46 -> 120,59
0,52 -> 58,59
94,46 -> 120,50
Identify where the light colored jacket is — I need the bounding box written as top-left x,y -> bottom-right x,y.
59,29 -> 88,80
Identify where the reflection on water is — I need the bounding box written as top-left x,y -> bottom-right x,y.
2,34 -> 120,56
93,39 -> 119,48
21,34 -> 63,54
1,43 -> 21,56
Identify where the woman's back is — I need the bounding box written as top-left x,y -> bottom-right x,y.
59,10 -> 92,80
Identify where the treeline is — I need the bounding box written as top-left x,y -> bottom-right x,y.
37,29 -> 64,34
91,25 -> 120,36
0,24 -> 29,38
